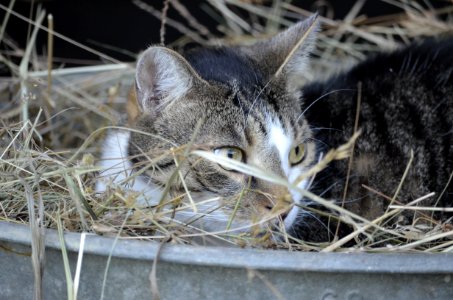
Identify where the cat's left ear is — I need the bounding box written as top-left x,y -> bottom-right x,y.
134,46 -> 208,116
243,14 -> 319,91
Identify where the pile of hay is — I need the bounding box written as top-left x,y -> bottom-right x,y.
1,0 -> 452,252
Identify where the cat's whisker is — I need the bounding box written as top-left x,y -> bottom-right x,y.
295,208 -> 333,235
303,151 -> 325,192
154,218 -> 237,245
296,88 -> 355,122
308,126 -> 343,133
177,214 -> 286,238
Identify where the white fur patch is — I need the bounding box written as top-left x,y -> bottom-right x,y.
96,130 -> 162,205
266,116 -> 311,230
284,172 -> 311,229
268,118 -> 292,176
284,204 -> 300,229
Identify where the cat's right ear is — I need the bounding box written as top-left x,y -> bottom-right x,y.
242,15 -> 320,92
134,47 -> 207,115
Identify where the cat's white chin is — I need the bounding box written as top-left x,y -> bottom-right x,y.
284,175 -> 311,230
283,205 -> 300,229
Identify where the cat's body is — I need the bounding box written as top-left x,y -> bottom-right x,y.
97,16 -> 452,243
294,38 -> 453,241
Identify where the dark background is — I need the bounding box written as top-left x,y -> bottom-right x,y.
0,0 -> 449,66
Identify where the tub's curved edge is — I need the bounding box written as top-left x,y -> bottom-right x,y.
1,220 -> 452,274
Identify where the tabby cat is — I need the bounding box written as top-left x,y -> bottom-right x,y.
97,15 -> 452,243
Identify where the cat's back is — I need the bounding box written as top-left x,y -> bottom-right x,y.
330,38 -> 453,88
302,38 -> 453,219
304,38 -> 453,115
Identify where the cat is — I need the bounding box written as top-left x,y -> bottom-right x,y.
96,15 -> 452,244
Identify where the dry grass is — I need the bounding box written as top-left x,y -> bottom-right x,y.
0,0 -> 453,253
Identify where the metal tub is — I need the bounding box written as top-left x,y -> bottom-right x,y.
1,221 -> 452,300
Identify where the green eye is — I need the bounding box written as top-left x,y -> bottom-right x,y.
213,147 -> 244,170
289,143 -> 306,165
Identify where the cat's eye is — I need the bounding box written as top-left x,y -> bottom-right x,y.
289,143 -> 306,165
213,147 -> 244,171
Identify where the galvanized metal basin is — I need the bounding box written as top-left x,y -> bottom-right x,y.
1,221 -> 452,300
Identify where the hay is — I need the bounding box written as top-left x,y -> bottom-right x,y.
0,0 -> 452,252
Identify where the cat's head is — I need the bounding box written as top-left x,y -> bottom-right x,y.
128,15 -> 320,237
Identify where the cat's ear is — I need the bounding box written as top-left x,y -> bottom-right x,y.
135,46 -> 206,114
245,14 -> 319,91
